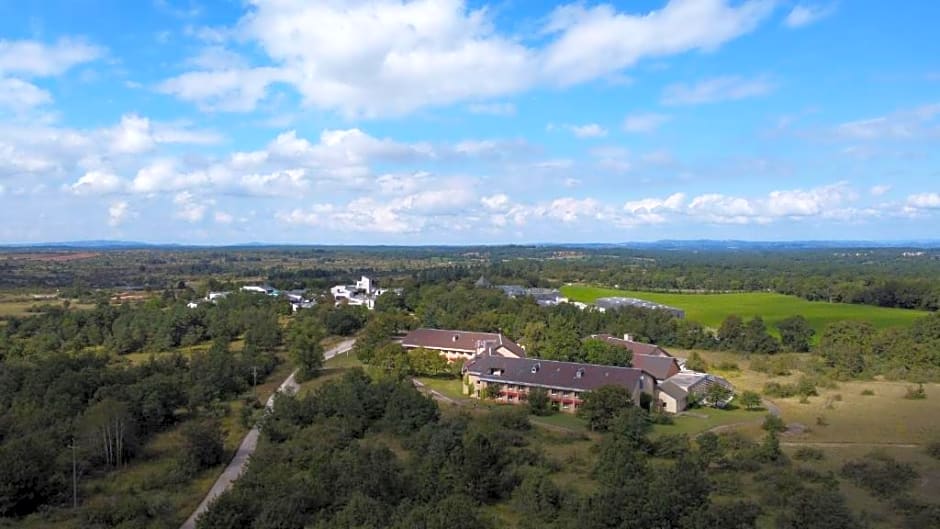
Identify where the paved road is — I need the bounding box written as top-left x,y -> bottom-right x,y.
180,339 -> 356,529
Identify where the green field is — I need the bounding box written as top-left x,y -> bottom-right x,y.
561,285 -> 928,334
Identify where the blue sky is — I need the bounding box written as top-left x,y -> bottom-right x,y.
0,0 -> 937,244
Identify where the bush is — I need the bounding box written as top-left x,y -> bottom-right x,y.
653,434 -> 691,458
796,377 -> 819,397
793,446 -> 825,461
815,415 -> 828,426
926,441 -> 940,460
841,452 -> 918,496
903,384 -> 926,400
763,382 -> 796,398
739,390 -> 762,410
716,361 -> 740,371
527,387 -> 552,417
762,414 -> 786,433
648,408 -> 674,425
178,419 -> 226,471
861,389 -> 875,396
686,352 -> 709,372
764,377 -> 818,399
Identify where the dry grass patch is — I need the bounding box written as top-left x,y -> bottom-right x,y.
774,381 -> 939,444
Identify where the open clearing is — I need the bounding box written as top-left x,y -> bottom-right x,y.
561,285 -> 927,335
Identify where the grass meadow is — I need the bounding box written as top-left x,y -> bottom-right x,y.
561,285 -> 927,336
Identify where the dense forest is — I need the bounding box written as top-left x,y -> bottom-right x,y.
196,371 -> 936,529
0,293 -> 291,521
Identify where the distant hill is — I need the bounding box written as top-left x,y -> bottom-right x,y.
1,239 -> 939,251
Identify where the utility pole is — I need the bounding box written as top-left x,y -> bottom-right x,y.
252,366 -> 258,394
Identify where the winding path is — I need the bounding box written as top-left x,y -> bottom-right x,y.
179,339 -> 356,529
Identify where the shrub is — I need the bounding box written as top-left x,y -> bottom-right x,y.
527,387 -> 552,416
764,378 -> 818,400
793,446 -> 825,461
903,384 -> 926,400
796,377 -> 819,397
860,389 -> 875,396
841,452 -> 918,496
654,433 -> 691,458
832,393 -> 843,402
815,415 -> 828,426
926,441 -> 940,460
739,390 -> 762,410
177,419 -> 225,472
763,382 -> 796,398
648,408 -> 674,425
716,361 -> 740,371
709,472 -> 743,495
762,414 -> 786,433
686,352 -> 709,372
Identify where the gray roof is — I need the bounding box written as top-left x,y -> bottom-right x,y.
464,355 -> 644,393
631,354 -> 681,381
658,380 -> 687,400
591,334 -> 672,357
401,328 -> 526,357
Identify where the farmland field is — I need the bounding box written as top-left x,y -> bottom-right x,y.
561,285 -> 928,334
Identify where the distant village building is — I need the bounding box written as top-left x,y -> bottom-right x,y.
330,275 -> 391,310
480,279 -> 568,306
594,297 -> 685,318
496,284 -> 527,298
463,355 -> 655,413
205,291 -> 230,302
401,328 -> 526,362
241,285 -> 278,296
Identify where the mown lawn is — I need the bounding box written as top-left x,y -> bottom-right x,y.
415,376 -> 465,401
530,412 -> 590,432
651,406 -> 765,437
561,285 -> 927,336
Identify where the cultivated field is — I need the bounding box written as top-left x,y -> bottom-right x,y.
561,285 -> 928,334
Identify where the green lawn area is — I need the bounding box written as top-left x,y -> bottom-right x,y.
323,349 -> 362,369
415,376 -> 465,401
530,412 -> 590,432
652,406 -> 765,437
297,351 -> 365,396
561,284 -> 927,335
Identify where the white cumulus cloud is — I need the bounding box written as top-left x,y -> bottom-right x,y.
108,201 -> 130,227
784,4 -> 836,28
623,112 -> 670,133
160,0 -> 777,116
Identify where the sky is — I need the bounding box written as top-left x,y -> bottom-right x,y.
0,0 -> 938,245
